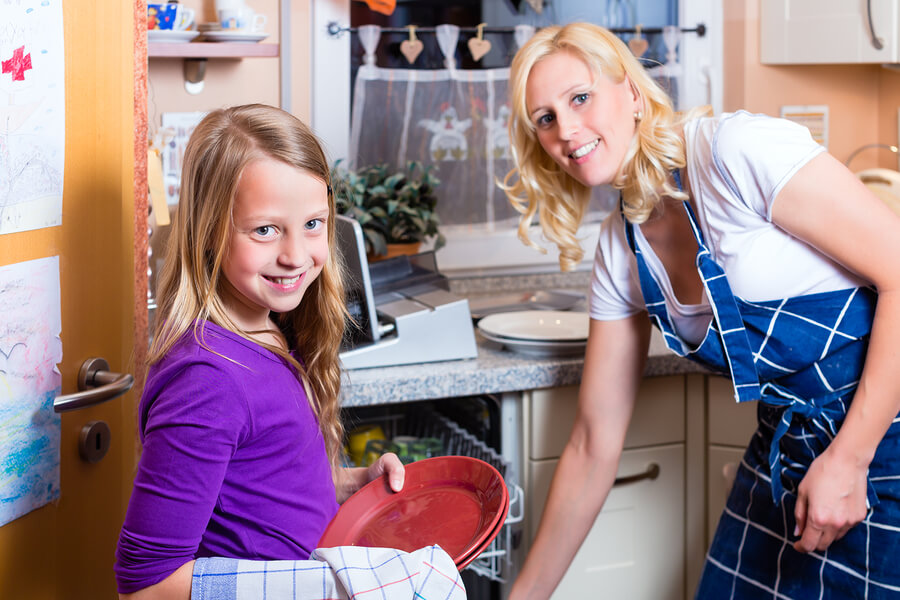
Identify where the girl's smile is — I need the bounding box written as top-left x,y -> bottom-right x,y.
525,49 -> 641,186
220,157 -> 329,332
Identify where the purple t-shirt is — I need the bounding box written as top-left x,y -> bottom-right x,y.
114,321 -> 339,593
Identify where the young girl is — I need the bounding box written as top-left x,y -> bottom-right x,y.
503,23 -> 900,599
114,104 -> 404,598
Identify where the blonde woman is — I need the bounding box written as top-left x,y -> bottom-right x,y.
504,23 -> 900,599
114,105 -> 404,598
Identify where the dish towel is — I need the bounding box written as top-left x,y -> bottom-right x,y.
190,545 -> 466,600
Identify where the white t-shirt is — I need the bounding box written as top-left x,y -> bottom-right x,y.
589,111 -> 866,344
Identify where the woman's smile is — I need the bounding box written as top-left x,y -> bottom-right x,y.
570,138 -> 600,162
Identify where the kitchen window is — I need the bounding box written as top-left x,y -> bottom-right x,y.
311,0 -> 721,276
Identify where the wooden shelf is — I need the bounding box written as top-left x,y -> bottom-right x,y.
148,42 -> 279,58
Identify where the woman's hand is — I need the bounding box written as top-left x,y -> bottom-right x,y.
793,445 -> 869,553
367,452 -> 405,493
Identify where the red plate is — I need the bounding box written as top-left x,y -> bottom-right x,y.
455,484 -> 509,570
318,456 -> 508,563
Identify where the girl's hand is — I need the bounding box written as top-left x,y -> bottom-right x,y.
367,452 -> 405,493
793,446 -> 869,553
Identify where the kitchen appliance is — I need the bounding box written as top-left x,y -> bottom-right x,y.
336,215 -> 478,369
342,397 -> 524,597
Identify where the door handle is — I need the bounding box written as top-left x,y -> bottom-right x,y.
53,357 -> 135,413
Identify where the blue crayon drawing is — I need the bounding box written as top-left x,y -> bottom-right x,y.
0,256 -> 62,526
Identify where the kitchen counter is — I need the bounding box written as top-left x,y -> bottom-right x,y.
340,328 -> 709,407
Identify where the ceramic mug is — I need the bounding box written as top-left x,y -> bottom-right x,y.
148,3 -> 195,31
218,6 -> 267,32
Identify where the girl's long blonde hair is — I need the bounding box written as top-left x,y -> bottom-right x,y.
150,104 -> 347,470
502,22 -> 704,271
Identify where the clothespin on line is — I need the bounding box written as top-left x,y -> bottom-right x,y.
400,25 -> 424,64
468,22 -> 491,61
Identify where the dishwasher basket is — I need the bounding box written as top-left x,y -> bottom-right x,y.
347,402 -> 523,583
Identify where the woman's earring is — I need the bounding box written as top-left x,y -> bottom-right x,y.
634,110 -> 644,121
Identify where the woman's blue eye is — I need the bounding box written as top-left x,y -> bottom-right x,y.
573,93 -> 589,105
537,113 -> 554,127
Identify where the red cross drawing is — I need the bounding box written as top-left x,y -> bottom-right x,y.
2,46 -> 33,82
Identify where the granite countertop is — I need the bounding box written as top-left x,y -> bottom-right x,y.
339,270 -> 708,406
340,331 -> 706,407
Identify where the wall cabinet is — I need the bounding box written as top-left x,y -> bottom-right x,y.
761,0 -> 900,64
522,375 -> 758,599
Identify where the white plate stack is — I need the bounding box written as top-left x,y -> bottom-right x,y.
476,310 -> 589,357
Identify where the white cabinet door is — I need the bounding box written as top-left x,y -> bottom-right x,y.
707,376 -> 757,447
706,376 -> 756,547
761,0 -> 899,64
707,446 -> 745,547
529,445 -> 686,600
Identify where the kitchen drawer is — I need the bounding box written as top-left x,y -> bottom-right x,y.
707,376 -> 757,447
528,444 -> 685,600
529,375 -> 685,460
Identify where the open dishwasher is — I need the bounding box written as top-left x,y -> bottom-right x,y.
342,395 -> 524,600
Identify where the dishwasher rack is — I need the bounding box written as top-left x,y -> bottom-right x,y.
346,402 -> 523,583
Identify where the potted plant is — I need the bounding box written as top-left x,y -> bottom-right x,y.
332,161 -> 446,260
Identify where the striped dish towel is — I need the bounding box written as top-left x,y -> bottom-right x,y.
190,545 -> 466,600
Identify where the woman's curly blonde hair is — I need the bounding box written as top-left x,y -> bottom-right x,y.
502,22 -> 706,271
150,104 -> 347,471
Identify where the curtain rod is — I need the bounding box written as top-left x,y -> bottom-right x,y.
326,22 -> 706,38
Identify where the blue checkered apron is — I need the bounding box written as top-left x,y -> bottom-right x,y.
622,177 -> 900,598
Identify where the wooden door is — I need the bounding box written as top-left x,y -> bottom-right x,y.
0,1 -> 147,598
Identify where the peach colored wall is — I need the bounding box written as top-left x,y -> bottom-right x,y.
147,0 -> 312,137
724,0 -> 900,171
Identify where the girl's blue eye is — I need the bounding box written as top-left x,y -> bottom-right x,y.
254,225 -> 275,237
573,93 -> 589,105
305,218 -> 324,231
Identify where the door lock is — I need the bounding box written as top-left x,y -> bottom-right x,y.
79,420 -> 111,463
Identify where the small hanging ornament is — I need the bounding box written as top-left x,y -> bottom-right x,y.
400,25 -> 424,64
628,24 -> 649,57
467,23 -> 492,62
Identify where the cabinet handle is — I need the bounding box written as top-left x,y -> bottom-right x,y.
613,462 -> 660,487
866,0 -> 884,50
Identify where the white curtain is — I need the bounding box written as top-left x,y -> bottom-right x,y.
348,24 -> 619,231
